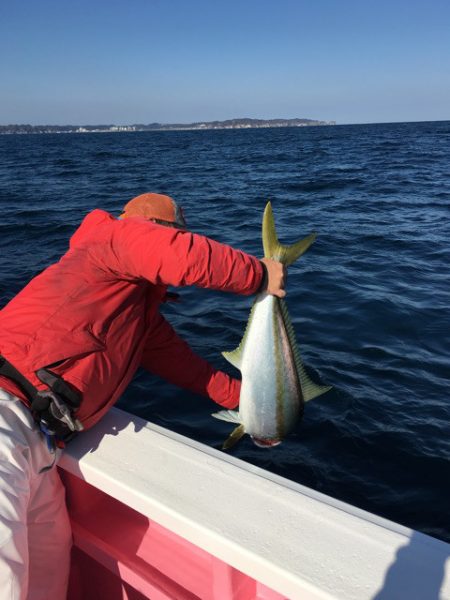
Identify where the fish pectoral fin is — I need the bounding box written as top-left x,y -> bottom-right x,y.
211,409 -> 241,424
211,412 -> 245,450
222,425 -> 245,450
222,348 -> 243,370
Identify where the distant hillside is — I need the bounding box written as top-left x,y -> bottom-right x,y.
149,117 -> 336,130
0,117 -> 335,135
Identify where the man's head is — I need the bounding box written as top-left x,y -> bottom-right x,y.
120,193 -> 186,228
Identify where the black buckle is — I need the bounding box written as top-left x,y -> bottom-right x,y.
34,369 -> 83,434
32,389 -> 83,433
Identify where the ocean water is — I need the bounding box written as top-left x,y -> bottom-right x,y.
0,122 -> 449,543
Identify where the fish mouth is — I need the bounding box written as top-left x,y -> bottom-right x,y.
251,436 -> 282,448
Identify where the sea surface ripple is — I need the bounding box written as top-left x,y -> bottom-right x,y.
0,121 -> 449,542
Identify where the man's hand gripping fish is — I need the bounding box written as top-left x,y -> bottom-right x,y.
212,202 -> 332,449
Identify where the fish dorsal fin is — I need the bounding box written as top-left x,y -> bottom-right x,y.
278,298 -> 332,402
262,201 -> 316,266
297,361 -> 332,402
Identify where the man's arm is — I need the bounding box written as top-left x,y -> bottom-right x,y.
106,218 -> 265,295
140,313 -> 240,408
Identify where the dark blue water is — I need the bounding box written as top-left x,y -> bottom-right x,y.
1,122 -> 449,542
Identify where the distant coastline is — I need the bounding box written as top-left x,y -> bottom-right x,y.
0,117 -> 336,135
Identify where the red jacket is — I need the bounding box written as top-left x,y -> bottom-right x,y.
0,210 -> 263,429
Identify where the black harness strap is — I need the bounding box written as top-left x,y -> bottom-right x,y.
0,354 -> 39,404
0,355 -> 83,439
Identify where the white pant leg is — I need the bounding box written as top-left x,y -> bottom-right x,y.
27,460 -> 72,600
0,389 -> 72,600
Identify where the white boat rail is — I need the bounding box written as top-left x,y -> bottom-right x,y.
59,407 -> 450,600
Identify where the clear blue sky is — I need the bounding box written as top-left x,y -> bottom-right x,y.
1,0 -> 449,125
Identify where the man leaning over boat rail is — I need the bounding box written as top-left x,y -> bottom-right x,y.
0,192 -> 286,600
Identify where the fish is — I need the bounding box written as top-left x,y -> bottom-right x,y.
212,202 -> 331,449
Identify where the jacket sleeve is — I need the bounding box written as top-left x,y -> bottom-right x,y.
140,312 -> 240,409
105,218 -> 264,295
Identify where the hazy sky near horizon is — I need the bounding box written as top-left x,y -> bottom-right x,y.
1,0 -> 449,125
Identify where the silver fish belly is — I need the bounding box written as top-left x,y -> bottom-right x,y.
239,293 -> 302,445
